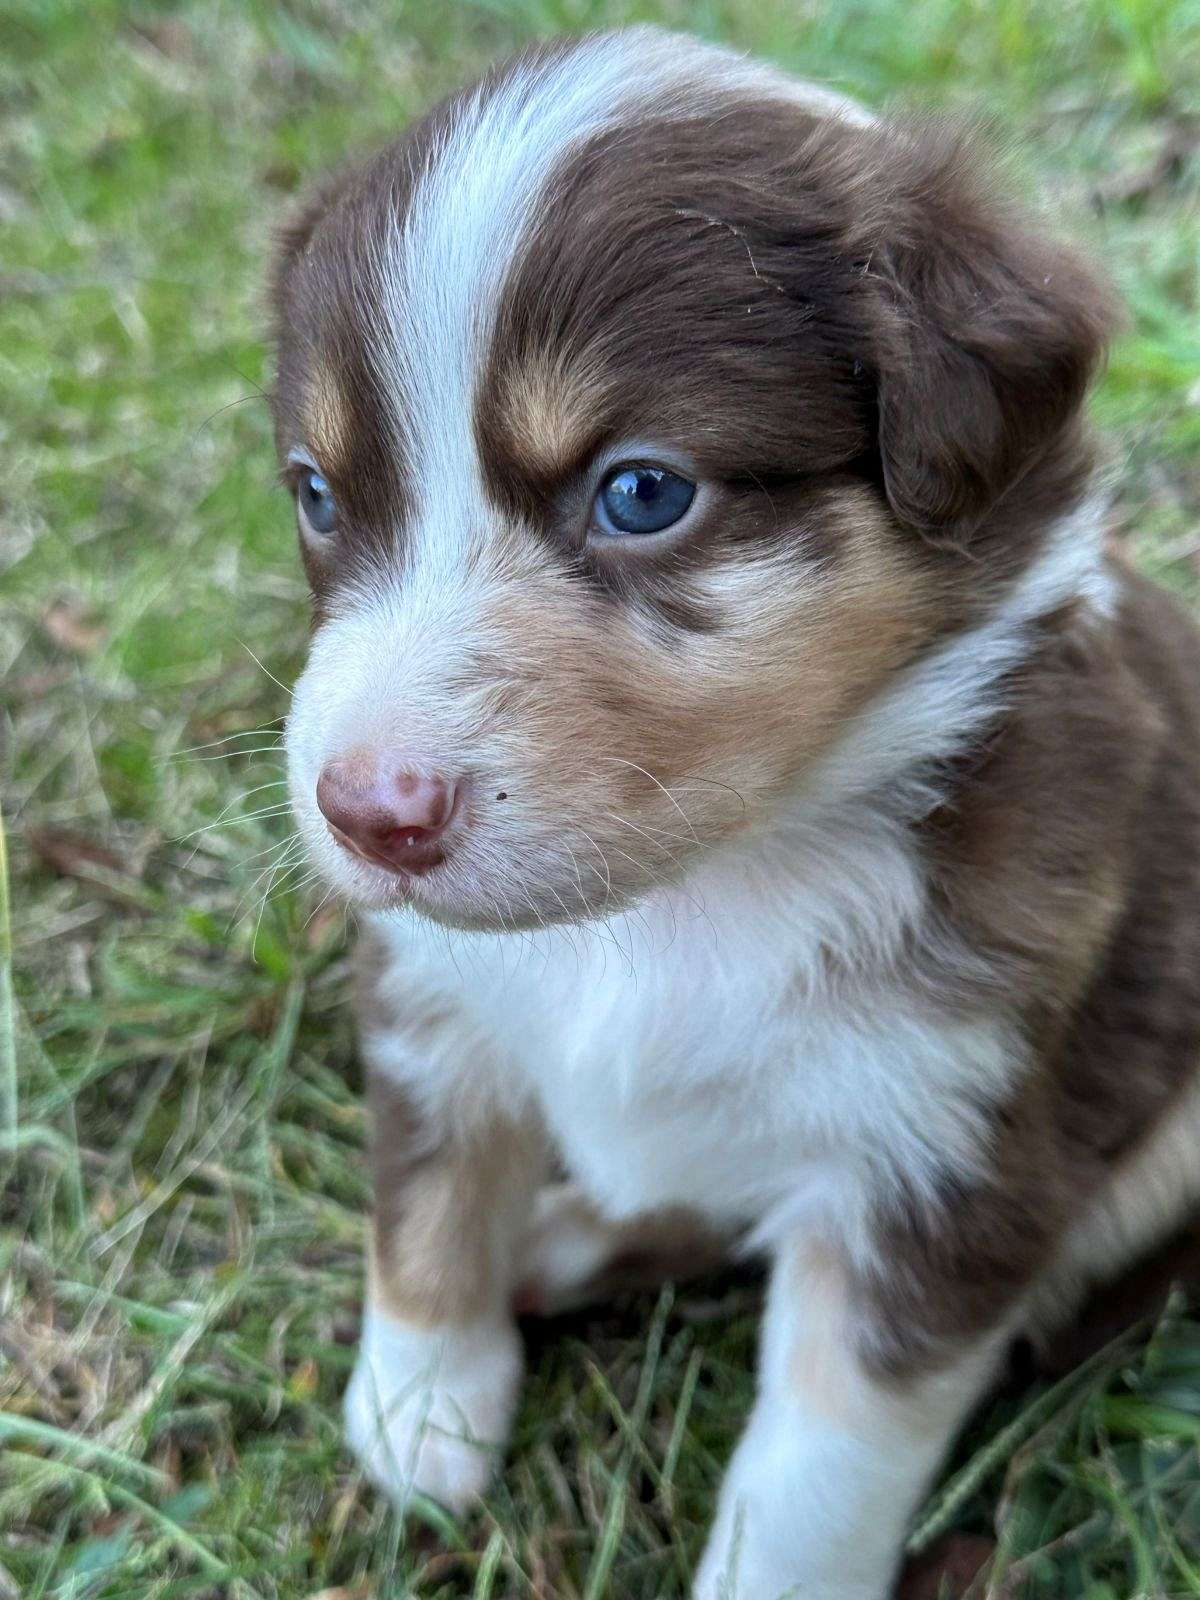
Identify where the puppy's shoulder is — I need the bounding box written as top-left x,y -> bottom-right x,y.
927,556 -> 1200,1004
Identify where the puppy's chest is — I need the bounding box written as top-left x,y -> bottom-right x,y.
368,908 -> 1015,1233
505,952 -> 833,1224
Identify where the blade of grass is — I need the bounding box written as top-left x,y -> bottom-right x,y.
0,804 -> 15,1158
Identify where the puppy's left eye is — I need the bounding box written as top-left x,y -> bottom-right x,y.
593,465 -> 695,536
297,470 -> 337,536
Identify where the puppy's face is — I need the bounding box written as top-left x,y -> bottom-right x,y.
272,31 -> 1108,930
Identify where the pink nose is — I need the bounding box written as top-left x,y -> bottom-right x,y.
315,753 -> 459,875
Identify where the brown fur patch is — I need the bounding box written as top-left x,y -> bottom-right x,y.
856,568 -> 1200,1380
368,1084 -> 533,1327
475,101 -> 1113,621
367,1074 -> 543,1328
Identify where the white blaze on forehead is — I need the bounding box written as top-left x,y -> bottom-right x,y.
372,28 -> 871,532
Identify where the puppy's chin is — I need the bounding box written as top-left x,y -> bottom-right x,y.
302,831 -> 687,934
402,889 -> 589,936
331,875 -> 625,934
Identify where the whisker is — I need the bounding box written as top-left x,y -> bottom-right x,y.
226,836 -> 306,925
575,828 -> 614,905
224,359 -> 271,402
543,882 -> 583,962
272,862 -> 323,900
669,773 -> 748,813
601,811 -> 695,851
303,885 -> 339,933
186,746 -> 286,765
193,391 -> 270,441
174,785 -> 292,847
439,921 -> 467,986
601,757 -> 700,843
248,855 -> 319,953
604,814 -> 688,875
232,830 -> 302,873
236,641 -> 292,699
561,842 -> 592,912
170,727 -> 285,760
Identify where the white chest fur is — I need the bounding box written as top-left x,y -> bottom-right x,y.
362,800 -> 1016,1254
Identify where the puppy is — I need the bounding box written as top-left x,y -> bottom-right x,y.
270,29 -> 1200,1599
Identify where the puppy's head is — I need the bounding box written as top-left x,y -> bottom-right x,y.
271,29 -> 1112,931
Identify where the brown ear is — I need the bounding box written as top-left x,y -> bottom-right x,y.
870,126 -> 1117,532
269,166 -> 357,323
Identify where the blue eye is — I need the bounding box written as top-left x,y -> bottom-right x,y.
298,470 -> 336,536
593,464 -> 696,536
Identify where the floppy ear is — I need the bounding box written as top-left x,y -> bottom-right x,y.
870,126 -> 1117,532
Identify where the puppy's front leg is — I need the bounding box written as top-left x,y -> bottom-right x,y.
344,1073 -> 543,1514
694,1240 -> 1006,1600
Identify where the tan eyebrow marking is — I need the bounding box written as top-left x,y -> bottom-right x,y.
490,354 -> 606,480
304,361 -> 351,475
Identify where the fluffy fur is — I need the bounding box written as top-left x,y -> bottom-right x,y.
269,30 -> 1200,1598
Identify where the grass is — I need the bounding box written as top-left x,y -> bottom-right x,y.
1,0 -> 1198,1594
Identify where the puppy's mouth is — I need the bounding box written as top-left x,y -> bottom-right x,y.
303,801 -> 668,933
316,831 -> 494,928
314,844 -> 532,930
324,821 -> 449,879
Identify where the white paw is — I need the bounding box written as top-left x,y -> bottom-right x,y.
693,1525 -> 888,1600
693,1543 -> 790,1600
692,1546 -> 836,1600
693,1512 -> 777,1600
343,1305 -> 523,1515
692,1452 -> 891,1600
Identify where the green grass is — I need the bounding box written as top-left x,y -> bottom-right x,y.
2,0 -> 1198,1595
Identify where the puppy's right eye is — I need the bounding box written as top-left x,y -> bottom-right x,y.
298,470 -> 337,537
593,464 -> 695,537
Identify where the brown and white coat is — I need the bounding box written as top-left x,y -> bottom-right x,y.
270,30 -> 1200,1599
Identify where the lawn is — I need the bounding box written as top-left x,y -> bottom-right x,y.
2,0 -> 1199,1595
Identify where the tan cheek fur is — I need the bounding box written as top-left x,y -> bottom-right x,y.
478,496 -> 936,850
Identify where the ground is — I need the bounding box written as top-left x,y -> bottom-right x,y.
2,0 -> 1199,1596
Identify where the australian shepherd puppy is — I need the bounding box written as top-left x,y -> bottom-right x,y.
269,30 -> 1200,1599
